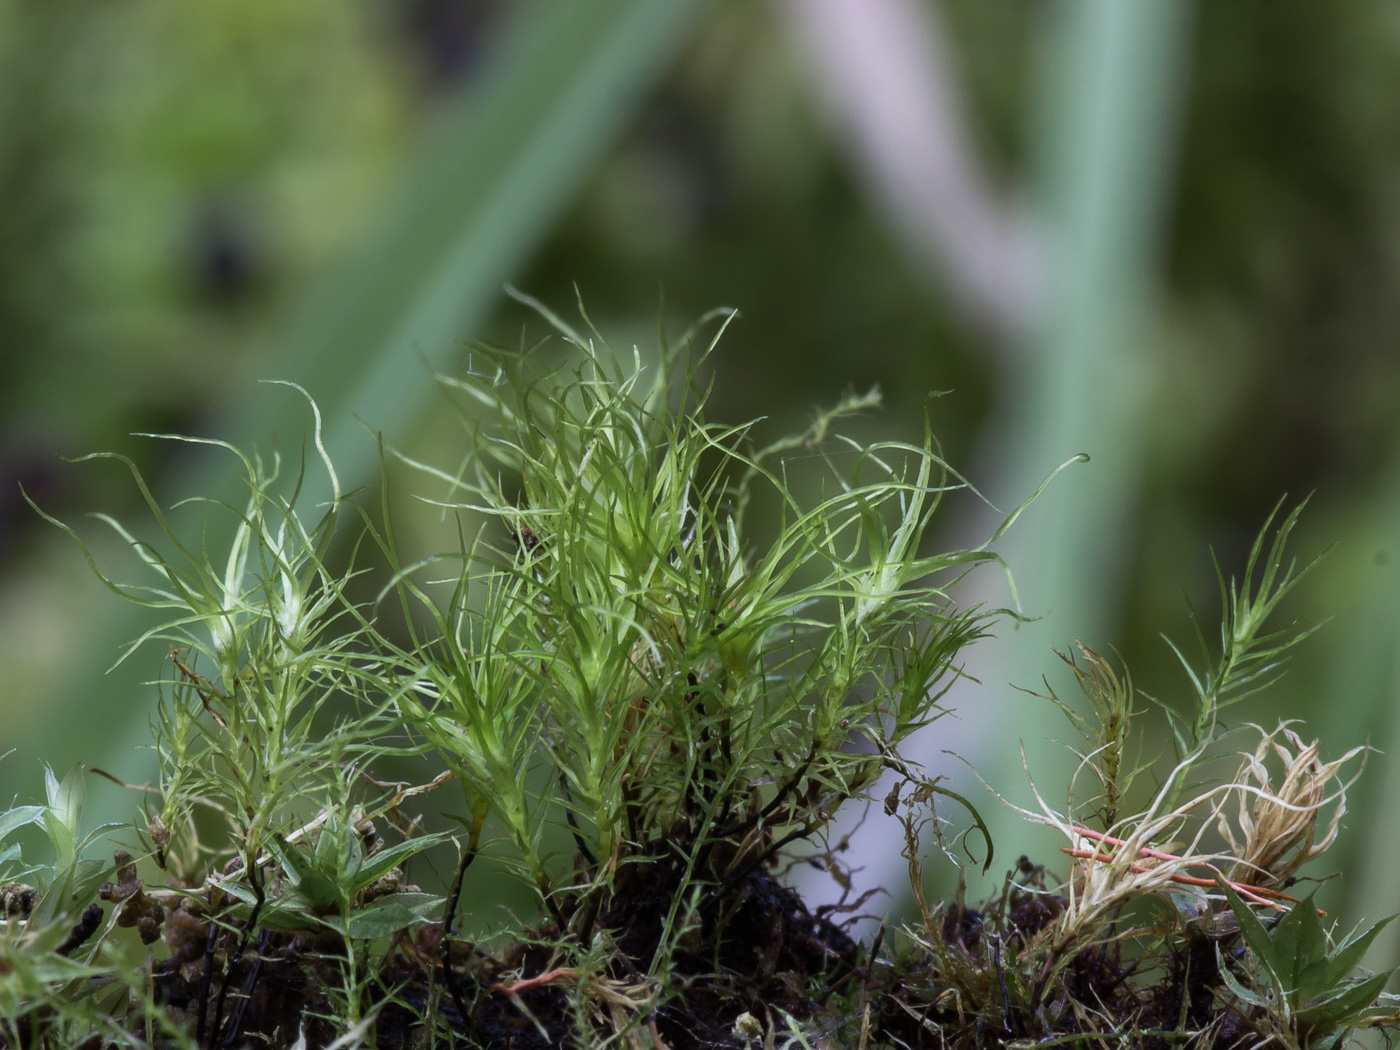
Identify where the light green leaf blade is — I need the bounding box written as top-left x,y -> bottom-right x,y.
351,833 -> 449,891
1323,915 -> 1399,991
1297,971 -> 1396,1029
346,892 -> 443,940
0,804 -> 44,839
1271,893 -> 1329,995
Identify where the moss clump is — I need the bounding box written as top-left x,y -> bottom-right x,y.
5,308 -> 1397,1049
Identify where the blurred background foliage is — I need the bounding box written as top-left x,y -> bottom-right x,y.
4,0 -> 1400,967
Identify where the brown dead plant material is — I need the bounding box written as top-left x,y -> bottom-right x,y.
1221,723 -> 1366,892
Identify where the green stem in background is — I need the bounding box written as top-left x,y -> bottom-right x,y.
947,0 -> 1195,900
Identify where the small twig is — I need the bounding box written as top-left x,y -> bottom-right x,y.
814,956 -> 861,1006
357,768 -> 457,811
1060,828 -> 1326,915
170,647 -> 228,726
556,769 -> 598,871
491,967 -> 578,996
694,744 -> 823,883
194,770 -> 457,897
209,870 -> 264,1048
711,741 -> 819,842
540,887 -> 568,932
737,824 -> 815,885
705,822 -> 822,913
89,767 -> 162,795
440,846 -> 478,1028
1069,826 -> 1202,866
864,919 -> 887,989
195,900 -> 221,1046
221,928 -> 269,1046
993,938 -> 1013,1035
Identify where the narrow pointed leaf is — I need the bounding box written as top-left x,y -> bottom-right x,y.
1216,874 -> 1283,979
1297,972 -> 1396,1028
1324,915 -> 1399,991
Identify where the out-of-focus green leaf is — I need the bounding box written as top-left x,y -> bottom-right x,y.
213,0 -> 712,498
346,892 -> 441,940
43,764 -> 85,835
1322,915 -> 1397,992
9,0 -> 713,820
953,0 -> 1195,899
1297,972 -> 1394,1028
352,834 -> 449,889
0,805 -> 44,839
221,881 -> 315,933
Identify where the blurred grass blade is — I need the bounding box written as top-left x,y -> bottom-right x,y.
7,0 -> 713,818
218,0 -> 713,507
1339,471 -> 1400,968
934,0 -> 1195,898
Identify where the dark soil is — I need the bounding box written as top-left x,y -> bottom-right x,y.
863,861 -> 1254,1050
13,851 -> 1276,1049
144,844 -> 859,1050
